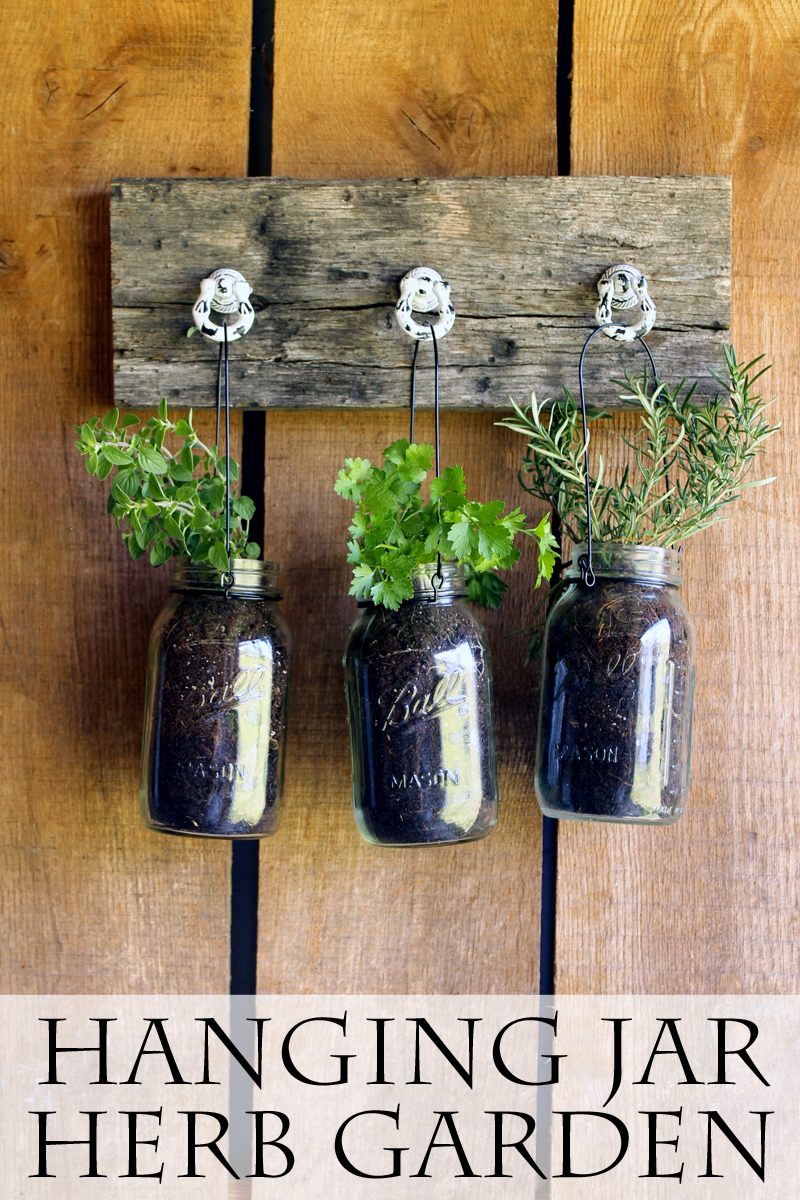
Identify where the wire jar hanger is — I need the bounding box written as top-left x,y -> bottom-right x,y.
191,268 -> 255,594
396,267 -> 455,600
577,264 -> 660,588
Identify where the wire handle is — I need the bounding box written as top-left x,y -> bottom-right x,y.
214,323 -> 234,594
577,326 -> 659,587
409,325 -> 444,598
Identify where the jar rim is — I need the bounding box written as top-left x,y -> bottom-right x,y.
566,543 -> 681,585
357,560 -> 468,606
169,556 -> 281,597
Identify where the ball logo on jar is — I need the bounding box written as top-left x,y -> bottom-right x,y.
192,666 -> 268,716
379,668 -> 468,731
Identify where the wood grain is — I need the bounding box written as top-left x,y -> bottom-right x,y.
111,175 -> 731,409
258,0 -> 558,993
272,0 -> 558,180
556,0 -> 800,993
0,0 -> 251,992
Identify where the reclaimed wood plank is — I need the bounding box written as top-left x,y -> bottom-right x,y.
256,0 -> 558,994
111,175 -> 731,409
0,0 -> 250,993
556,0 -> 800,993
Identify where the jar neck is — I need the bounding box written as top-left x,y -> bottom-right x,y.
566,543 -> 681,586
411,561 -> 468,602
169,557 -> 281,598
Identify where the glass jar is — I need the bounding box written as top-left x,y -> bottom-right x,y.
343,563 -> 498,846
140,559 -> 292,838
535,544 -> 695,824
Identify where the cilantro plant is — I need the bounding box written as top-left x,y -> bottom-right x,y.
74,399 -> 259,571
335,439 -> 557,610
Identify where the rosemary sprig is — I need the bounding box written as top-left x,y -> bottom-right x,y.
499,346 -> 779,547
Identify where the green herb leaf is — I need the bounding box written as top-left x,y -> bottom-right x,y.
101,408 -> 120,431
208,541 -> 230,573
137,445 -> 168,474
103,445 -> 133,466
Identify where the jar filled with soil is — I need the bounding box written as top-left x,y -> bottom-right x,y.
536,544 -> 695,824
344,563 -> 498,846
140,559 -> 292,838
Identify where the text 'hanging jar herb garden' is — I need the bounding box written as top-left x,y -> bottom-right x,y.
75,269 -> 292,837
338,269 -> 556,846
502,265 -> 779,825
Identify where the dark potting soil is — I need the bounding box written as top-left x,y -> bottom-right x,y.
142,590 -> 291,837
345,598 -> 498,846
536,579 -> 695,822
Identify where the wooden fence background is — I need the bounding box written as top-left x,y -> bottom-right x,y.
1,0 -> 797,996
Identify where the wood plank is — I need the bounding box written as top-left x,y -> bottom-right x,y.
557,0 -> 800,993
0,0 -> 251,992
258,0 -> 558,993
111,175 -> 731,409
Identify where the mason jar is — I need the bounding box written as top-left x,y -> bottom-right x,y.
344,563 -> 498,846
140,559 -> 292,838
536,544 -> 696,824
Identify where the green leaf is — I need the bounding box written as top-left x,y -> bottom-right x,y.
233,495 -> 255,521
144,498 -> 160,518
348,562 -> 376,598
81,423 -> 97,445
334,457 -> 373,500
150,540 -> 173,567
477,522 -> 513,562
370,575 -> 411,611
179,445 -> 194,472
175,419 -> 192,437
466,568 -> 508,610
186,325 -> 198,338
169,463 -> 194,482
120,413 -> 140,428
244,541 -> 260,559
95,454 -> 114,481
430,465 -> 465,501
447,519 -> 475,559
137,445 -> 168,474
103,445 -> 132,466
157,397 -> 168,421
101,408 -> 120,431
383,439 -> 410,466
176,483 -> 197,500
208,541 -> 230,573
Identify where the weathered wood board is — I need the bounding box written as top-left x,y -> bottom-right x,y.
111,175 -> 731,410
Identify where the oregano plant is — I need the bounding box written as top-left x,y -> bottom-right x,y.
74,399 -> 259,571
335,438 -> 557,610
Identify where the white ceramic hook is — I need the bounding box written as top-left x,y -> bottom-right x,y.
192,268 -> 255,342
595,264 -> 656,341
396,267 -> 456,341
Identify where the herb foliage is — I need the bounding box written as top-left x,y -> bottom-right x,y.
500,347 -> 779,546
335,439 -> 557,610
74,400 -> 259,570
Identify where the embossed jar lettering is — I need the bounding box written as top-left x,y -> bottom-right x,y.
344,564 -> 498,846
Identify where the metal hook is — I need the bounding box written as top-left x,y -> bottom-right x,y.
192,267 -> 255,342
595,264 -> 656,342
396,267 -> 456,342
